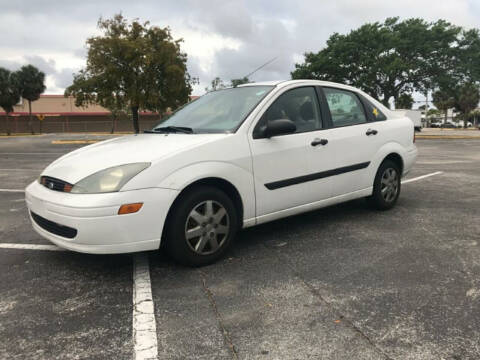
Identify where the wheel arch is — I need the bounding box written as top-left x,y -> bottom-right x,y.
160,177 -> 245,248
382,152 -> 404,175
371,141 -> 407,178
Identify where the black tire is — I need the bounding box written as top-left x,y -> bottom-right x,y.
165,185 -> 238,267
367,159 -> 401,210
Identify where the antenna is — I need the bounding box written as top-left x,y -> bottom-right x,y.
243,57 -> 277,79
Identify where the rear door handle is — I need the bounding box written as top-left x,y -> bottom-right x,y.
311,138 -> 328,146
366,129 -> 378,136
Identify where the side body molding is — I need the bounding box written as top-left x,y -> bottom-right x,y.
265,162 -> 370,190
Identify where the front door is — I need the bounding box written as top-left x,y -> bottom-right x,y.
248,86 -> 328,219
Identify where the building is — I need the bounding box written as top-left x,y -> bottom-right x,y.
0,95 -> 163,134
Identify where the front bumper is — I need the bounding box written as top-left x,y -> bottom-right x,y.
25,181 -> 179,254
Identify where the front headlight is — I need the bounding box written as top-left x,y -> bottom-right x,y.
71,163 -> 150,194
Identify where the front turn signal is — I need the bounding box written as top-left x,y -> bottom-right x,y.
118,203 -> 143,215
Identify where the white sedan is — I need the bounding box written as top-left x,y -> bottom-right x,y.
26,80 -> 418,266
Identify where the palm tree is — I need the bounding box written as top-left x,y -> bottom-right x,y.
17,65 -> 46,134
0,68 -> 21,136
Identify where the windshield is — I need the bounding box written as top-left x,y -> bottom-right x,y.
153,86 -> 274,133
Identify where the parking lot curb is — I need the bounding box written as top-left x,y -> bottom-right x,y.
416,135 -> 480,139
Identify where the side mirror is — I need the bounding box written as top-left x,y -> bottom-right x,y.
264,119 -> 296,138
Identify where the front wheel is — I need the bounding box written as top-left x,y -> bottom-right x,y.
367,160 -> 401,210
165,186 -> 238,267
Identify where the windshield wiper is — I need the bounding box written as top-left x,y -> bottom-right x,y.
144,126 -> 194,134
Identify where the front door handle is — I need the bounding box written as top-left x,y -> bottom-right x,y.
366,129 -> 378,136
311,138 -> 328,146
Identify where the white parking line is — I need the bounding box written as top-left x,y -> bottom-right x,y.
402,171 -> 443,184
133,253 -> 158,360
0,189 -> 25,193
0,243 -> 64,251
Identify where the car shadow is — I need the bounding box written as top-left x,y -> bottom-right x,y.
149,198 -> 373,271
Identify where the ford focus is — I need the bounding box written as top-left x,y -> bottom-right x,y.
26,80 -> 418,266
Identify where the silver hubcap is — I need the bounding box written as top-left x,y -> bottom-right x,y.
184,200 -> 229,255
381,168 -> 399,202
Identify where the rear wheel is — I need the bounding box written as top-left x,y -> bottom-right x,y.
165,186 -> 238,267
367,159 -> 401,210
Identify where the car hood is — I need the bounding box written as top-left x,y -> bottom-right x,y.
42,133 -> 227,184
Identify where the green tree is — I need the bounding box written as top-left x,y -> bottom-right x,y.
231,77 -> 250,87
205,76 -> 252,92
292,18 -> 462,107
17,65 -> 46,134
457,29 -> 480,84
433,88 -> 455,125
454,82 -> 480,128
66,14 -> 192,133
205,77 -> 226,92
104,94 -> 129,134
427,108 -> 441,117
395,93 -> 414,109
0,68 -> 21,136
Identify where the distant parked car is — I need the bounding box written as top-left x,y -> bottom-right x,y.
430,122 -> 442,128
441,123 -> 456,128
457,121 -> 473,128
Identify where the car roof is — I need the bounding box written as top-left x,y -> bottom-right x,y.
238,79 -> 361,91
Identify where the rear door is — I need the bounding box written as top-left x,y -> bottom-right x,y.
317,87 -> 388,196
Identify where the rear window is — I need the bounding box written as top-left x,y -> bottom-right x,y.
362,98 -> 387,121
323,88 -> 367,127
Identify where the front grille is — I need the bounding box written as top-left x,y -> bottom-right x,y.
40,176 -> 73,192
31,212 -> 78,239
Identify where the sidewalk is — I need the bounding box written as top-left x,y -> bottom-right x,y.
416,127 -> 480,139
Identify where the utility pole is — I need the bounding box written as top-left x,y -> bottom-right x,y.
424,91 -> 429,126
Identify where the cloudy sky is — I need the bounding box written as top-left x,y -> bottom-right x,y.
1,0 -> 479,97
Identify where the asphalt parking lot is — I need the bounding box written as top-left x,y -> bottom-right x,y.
1,134 -> 479,360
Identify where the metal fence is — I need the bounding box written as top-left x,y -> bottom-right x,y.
1,116 -> 161,134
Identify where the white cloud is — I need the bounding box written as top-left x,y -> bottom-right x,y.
0,0 -> 478,95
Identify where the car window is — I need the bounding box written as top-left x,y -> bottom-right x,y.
362,98 -> 387,121
253,87 -> 322,138
154,86 -> 273,133
323,88 -> 367,127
